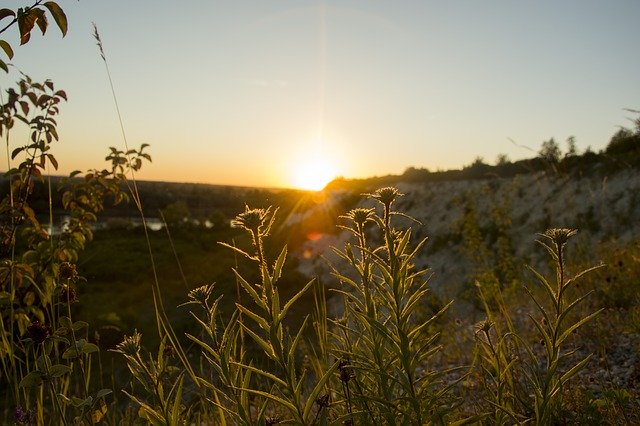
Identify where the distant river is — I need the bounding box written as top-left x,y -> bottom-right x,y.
44,215 -> 164,235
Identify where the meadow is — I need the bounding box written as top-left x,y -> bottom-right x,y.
2,3 -> 640,424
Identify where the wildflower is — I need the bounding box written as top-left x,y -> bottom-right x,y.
113,330 -> 142,357
368,187 -> 403,208
163,344 -> 175,358
265,415 -> 283,425
542,228 -> 577,247
58,284 -> 78,304
343,208 -> 375,228
231,206 -> 271,235
475,320 -> 493,335
26,321 -> 51,344
316,393 -> 330,408
187,283 -> 214,305
338,359 -> 355,383
57,262 -> 78,282
13,405 -> 34,425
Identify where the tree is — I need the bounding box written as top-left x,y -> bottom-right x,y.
495,153 -> 510,166
539,138 -> 561,163
565,136 -> 577,157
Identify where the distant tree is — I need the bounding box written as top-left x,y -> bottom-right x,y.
402,166 -> 430,182
565,136 -> 578,157
539,138 -> 562,163
208,209 -> 228,229
469,156 -> 486,168
606,127 -> 640,156
495,153 -> 510,166
161,201 -> 191,228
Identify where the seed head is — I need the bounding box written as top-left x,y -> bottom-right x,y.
338,359 -> 355,383
231,206 -> 271,235
114,330 -> 142,357
57,262 -> 78,282
265,415 -> 282,425
343,208 -> 375,228
369,187 -> 403,207
58,284 -> 78,304
187,284 -> 214,305
26,321 -> 51,344
543,228 -> 577,247
475,320 -> 493,335
316,393 -> 330,408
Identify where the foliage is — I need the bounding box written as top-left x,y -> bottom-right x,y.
0,1 -> 68,72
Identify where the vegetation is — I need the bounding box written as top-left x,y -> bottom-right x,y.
2,2 -> 640,424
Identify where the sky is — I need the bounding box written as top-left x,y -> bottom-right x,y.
2,0 -> 639,189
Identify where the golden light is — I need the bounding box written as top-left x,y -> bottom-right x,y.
291,155 -> 337,191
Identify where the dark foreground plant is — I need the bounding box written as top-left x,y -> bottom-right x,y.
474,228 -> 604,424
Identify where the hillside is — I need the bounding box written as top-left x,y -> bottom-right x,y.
290,165 -> 640,314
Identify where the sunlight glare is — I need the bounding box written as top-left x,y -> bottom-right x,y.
291,155 -> 337,191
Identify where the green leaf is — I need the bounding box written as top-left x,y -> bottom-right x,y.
169,375 -> 184,423
235,303 -> 269,331
239,323 -> 275,360
48,364 -> 71,377
302,360 -> 340,421
43,2 -> 67,36
276,278 -> 315,328
232,387 -> 299,421
62,347 -> 79,359
559,354 -> 593,385
272,245 -> 287,282
0,40 -> 13,59
19,371 -> 44,388
95,388 -> 112,399
72,320 -> 88,331
82,342 -> 99,354
229,361 -> 287,388
233,269 -> 265,310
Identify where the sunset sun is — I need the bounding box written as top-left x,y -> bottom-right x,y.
291,154 -> 338,191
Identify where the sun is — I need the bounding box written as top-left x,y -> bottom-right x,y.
291,155 -> 337,191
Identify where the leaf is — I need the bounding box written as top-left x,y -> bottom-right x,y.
232,387 -> 299,420
0,40 -> 13,59
62,347 -> 79,359
0,58 -> 7,73
72,320 -> 88,331
47,154 -> 58,170
82,342 -> 99,354
48,364 -> 71,377
302,361 -> 340,421
276,278 -> 315,328
18,9 -> 37,45
272,246 -> 287,282
0,9 -> 16,21
95,388 -> 112,399
32,8 -> 47,35
11,146 -> 24,159
19,371 -> 44,388
229,361 -> 287,388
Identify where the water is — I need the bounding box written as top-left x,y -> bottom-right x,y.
45,216 -> 165,235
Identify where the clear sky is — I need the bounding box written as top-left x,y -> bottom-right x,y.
2,1 -> 639,189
